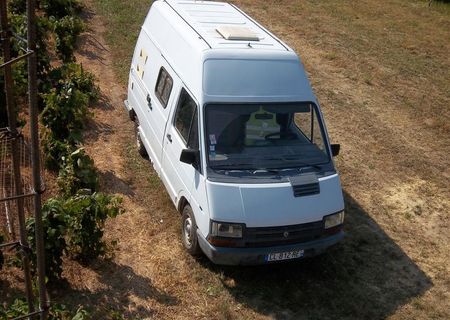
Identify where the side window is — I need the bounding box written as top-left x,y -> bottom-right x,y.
155,67 -> 173,108
174,89 -> 198,148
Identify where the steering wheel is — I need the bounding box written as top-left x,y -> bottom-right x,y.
265,131 -> 297,140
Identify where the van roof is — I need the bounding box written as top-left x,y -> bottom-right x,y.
163,0 -> 291,51
142,0 -> 317,104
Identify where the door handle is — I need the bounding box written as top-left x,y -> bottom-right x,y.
166,133 -> 172,143
146,94 -> 152,110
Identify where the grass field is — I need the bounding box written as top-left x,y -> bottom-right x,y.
82,0 -> 449,318
3,0 -> 448,319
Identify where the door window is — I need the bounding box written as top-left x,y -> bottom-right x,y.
174,89 -> 198,148
294,104 -> 326,153
188,109 -> 199,149
155,67 -> 173,108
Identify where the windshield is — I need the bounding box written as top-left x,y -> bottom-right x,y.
205,103 -> 330,170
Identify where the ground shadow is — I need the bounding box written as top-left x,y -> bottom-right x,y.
98,170 -> 135,197
84,113 -> 113,132
77,6 -> 110,65
77,33 -> 109,66
83,94 -> 115,142
54,259 -> 178,318
0,278 -> 25,306
93,93 -> 115,111
200,190 -> 432,319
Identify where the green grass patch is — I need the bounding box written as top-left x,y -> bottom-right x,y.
92,0 -> 152,84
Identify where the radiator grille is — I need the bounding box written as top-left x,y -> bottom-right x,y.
244,220 -> 324,247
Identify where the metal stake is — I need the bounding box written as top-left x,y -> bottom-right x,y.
27,0 -> 49,318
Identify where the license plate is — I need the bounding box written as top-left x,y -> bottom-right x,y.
266,249 -> 304,262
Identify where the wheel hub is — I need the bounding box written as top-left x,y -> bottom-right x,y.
184,217 -> 193,246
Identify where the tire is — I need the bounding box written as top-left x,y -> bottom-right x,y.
134,120 -> 148,158
181,204 -> 202,256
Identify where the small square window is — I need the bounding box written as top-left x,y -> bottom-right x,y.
155,67 -> 173,108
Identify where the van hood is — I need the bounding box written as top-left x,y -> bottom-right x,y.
206,174 -> 344,228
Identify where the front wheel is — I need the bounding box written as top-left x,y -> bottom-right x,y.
181,205 -> 202,256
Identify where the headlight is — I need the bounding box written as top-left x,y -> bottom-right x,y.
324,211 -> 345,229
211,221 -> 243,238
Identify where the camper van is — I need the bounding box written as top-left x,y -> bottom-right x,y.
124,0 -> 345,265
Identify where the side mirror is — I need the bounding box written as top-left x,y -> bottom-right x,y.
180,148 -> 200,170
331,144 -> 340,157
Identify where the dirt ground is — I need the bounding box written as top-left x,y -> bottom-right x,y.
2,0 -> 449,319
69,0 -> 450,319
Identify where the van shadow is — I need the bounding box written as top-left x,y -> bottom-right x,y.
55,259 -> 179,318
200,191 -> 432,319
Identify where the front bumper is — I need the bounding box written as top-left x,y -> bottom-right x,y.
197,230 -> 344,265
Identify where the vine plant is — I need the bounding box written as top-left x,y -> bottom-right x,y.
3,0 -> 123,298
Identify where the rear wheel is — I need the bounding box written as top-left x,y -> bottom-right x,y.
134,120 -> 147,157
181,204 -> 202,256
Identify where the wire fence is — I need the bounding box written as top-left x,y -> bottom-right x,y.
1,0 -> 48,318
0,127 -> 47,320
0,128 -> 41,237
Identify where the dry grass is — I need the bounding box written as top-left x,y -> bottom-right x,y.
2,0 -> 449,319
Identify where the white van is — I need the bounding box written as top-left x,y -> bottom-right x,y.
125,0 -> 345,265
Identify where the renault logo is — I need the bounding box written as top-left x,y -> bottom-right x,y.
283,231 -> 289,238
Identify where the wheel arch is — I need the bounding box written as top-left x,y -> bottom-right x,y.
177,196 -> 189,214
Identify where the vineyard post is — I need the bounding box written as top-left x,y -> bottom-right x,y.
26,0 -> 49,318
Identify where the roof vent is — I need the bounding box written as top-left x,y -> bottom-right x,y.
216,26 -> 260,41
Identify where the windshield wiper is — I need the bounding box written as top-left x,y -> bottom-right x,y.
252,168 -> 282,175
211,163 -> 253,170
262,157 -> 323,170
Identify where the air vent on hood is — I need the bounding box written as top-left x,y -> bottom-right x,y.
292,183 -> 320,197
289,174 -> 320,197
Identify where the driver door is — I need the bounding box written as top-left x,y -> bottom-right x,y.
161,87 -> 199,204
